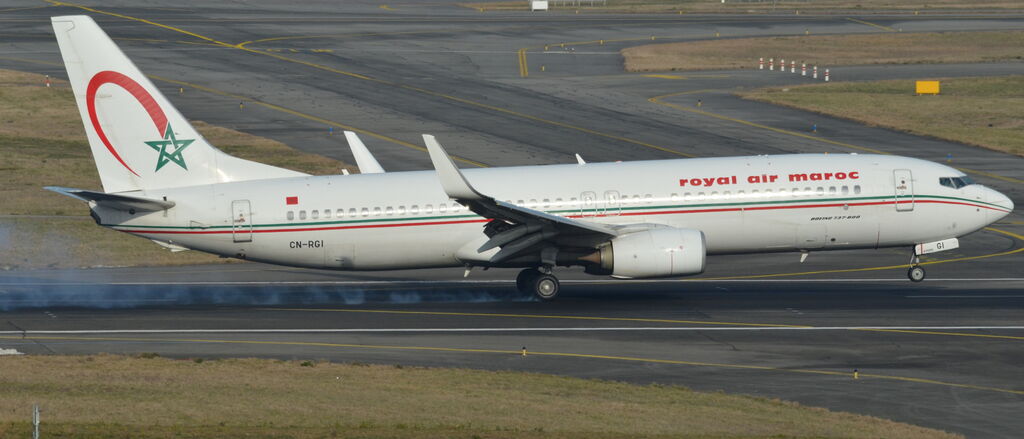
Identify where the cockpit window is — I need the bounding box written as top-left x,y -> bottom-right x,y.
939,176 -> 974,189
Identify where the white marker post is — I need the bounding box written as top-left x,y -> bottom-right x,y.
801,63 -> 806,76
759,57 -> 764,70
790,60 -> 795,73
769,58 -> 774,71
825,68 -> 830,82
813,65 -> 818,79
780,59 -> 785,72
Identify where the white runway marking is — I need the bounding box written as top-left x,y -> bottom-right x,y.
0,348 -> 25,355
2,278 -> 1023,287
906,295 -> 1024,298
1,326 -> 1022,335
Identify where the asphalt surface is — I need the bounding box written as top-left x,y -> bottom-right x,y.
1,1 -> 1023,438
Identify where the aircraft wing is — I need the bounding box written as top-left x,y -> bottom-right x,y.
44,186 -> 175,212
423,135 -> 617,264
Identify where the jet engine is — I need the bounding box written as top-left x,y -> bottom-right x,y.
582,228 -> 706,279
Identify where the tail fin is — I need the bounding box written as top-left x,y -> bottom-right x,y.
51,15 -> 306,193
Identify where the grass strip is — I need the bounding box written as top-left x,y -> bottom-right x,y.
737,75 -> 1024,156
0,354 -> 961,439
622,31 -> 1024,72
0,69 -> 348,268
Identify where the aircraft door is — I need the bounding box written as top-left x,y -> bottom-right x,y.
603,190 -> 621,216
894,169 -> 914,212
581,191 -> 597,217
231,200 -> 253,243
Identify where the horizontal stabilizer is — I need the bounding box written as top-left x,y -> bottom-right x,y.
343,131 -> 385,174
44,186 -> 175,212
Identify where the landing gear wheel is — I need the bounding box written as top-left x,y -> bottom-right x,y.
531,274 -> 560,301
907,265 -> 925,282
516,268 -> 539,293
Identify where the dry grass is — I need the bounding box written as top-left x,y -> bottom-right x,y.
0,216 -> 227,269
0,354 -> 961,439
622,31 -> 1024,72
0,69 -> 347,268
738,75 -> 1024,156
462,0 -> 1024,13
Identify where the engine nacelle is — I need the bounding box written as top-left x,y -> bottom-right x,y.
589,228 -> 706,279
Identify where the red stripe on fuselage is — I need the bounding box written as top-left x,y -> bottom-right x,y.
113,198 -> 1007,236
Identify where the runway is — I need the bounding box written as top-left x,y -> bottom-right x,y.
2,1 -> 1024,438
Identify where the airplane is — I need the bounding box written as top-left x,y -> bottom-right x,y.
46,16 -> 1013,301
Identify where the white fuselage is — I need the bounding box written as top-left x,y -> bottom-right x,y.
96,154 -> 1012,271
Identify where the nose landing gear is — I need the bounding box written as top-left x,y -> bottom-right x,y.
907,253 -> 925,282
516,267 -> 560,301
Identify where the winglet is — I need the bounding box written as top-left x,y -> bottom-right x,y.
343,131 -> 385,174
423,134 -> 484,200
575,153 -> 586,165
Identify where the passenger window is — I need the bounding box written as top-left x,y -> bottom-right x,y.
311,210 -> 319,219
373,207 -> 382,216
398,206 -> 406,215
816,187 -> 825,196
723,191 -> 731,199
517,200 -> 525,206
710,191 -> 719,200
528,199 -> 537,207
683,192 -> 692,202
854,185 -> 861,194
698,192 -> 706,201
425,204 -> 433,214
439,204 -> 447,213
670,193 -> 679,202
287,211 -> 294,221
569,197 -> 577,205
842,186 -> 849,195
385,206 -> 394,216
299,210 -> 307,220
644,194 -> 653,203
324,209 -> 331,218
542,198 -> 550,208
829,186 -> 836,195
777,188 -> 786,196
360,208 -> 369,217
349,208 -> 356,217
410,205 -> 419,215
804,187 -> 812,196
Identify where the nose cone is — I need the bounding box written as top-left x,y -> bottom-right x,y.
987,188 -> 1014,222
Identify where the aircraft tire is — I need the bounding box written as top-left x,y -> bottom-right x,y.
908,266 -> 926,282
532,274 -> 560,301
516,268 -> 539,293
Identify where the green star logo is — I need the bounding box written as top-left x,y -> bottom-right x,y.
144,123 -> 194,172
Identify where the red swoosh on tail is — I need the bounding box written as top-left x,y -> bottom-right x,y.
86,71 -> 168,177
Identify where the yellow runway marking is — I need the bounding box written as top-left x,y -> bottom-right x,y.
46,1 -> 238,48
263,308 -> 807,328
643,74 -> 688,80
3,334 -> 1022,396
853,328 -> 1024,341
846,17 -> 898,32
650,92 -> 1024,184
148,75 -> 488,168
52,1 -> 700,160
517,47 -> 528,78
704,227 -> 1024,280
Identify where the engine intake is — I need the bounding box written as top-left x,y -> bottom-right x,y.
584,228 -> 706,279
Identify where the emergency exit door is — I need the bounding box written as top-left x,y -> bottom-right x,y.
894,169 -> 914,212
231,200 -> 253,242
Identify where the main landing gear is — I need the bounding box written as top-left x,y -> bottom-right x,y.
907,253 -> 926,282
517,267 -> 560,301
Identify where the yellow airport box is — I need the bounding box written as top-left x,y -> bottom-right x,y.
916,80 -> 940,95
